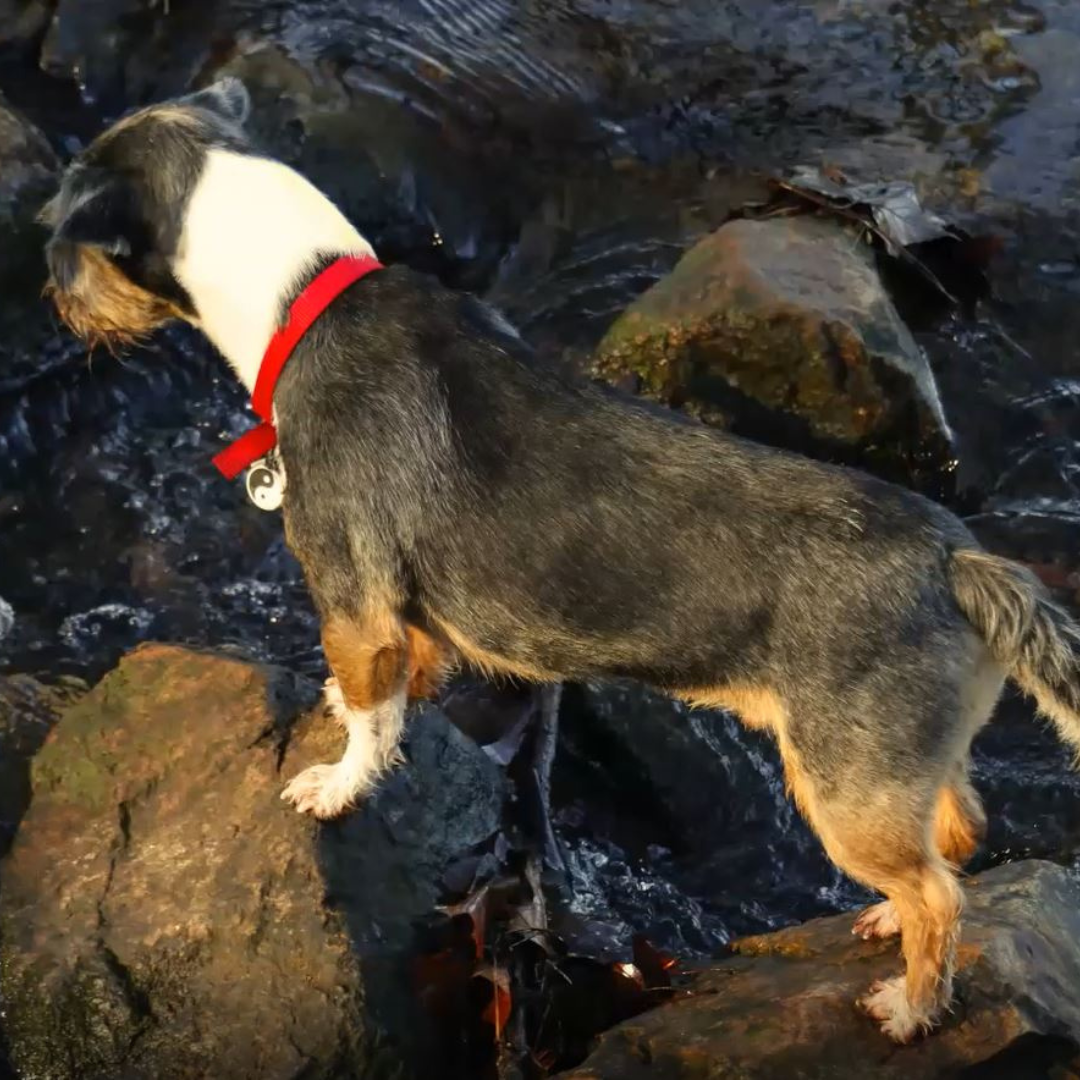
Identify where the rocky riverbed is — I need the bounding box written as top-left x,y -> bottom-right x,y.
2,1 -> 1080,1077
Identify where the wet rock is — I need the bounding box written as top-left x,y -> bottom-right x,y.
0,1 -> 52,52
591,215 -> 956,493
0,88 -> 56,209
0,673 -> 77,856
0,643 -> 505,1079
19,2 -> 570,287
566,860 -> 1080,1080
0,89 -> 56,280
0,89 -> 59,377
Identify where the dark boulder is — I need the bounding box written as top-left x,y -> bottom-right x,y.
0,89 -> 56,299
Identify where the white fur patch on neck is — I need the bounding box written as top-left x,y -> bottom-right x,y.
173,149 -> 376,392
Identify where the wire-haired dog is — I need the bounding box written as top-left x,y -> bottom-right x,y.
41,78 -> 1080,1043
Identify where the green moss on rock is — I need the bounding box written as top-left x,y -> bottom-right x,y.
593,216 -> 955,491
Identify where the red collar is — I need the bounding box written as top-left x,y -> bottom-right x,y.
212,253 -> 383,480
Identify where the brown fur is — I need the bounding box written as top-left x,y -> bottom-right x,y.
405,624 -> 455,701
933,781 -> 986,868
776,730 -> 964,1035
890,860 -> 964,1029
322,610 -> 408,710
46,248 -> 181,352
99,103 -> 203,142
778,741 -> 817,822
677,683 -> 786,731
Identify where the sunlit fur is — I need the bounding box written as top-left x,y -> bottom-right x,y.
280,678 -> 406,818
173,150 -> 375,392
44,246 -> 182,352
951,549 -> 1080,762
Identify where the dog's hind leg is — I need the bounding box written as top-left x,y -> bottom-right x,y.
853,771 -> 985,940
281,608 -> 408,819
405,623 -> 455,702
858,853 -> 964,1043
852,649 -> 999,942
934,773 -> 986,866
780,734 -> 963,1043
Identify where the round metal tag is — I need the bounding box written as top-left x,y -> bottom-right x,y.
246,460 -> 285,511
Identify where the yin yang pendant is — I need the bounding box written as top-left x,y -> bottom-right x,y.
245,452 -> 286,512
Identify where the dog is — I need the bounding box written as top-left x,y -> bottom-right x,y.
40,77 -> 1080,1044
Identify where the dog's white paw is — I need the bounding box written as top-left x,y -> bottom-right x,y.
859,976 -> 931,1044
853,900 -> 901,941
280,762 -> 365,819
322,676 -> 347,722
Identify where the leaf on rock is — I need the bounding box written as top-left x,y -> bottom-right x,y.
473,963 -> 513,1038
738,164 -> 1001,317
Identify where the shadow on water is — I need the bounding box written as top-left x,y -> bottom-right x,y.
1,0 -> 1079,979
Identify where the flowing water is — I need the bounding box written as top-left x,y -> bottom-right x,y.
1,0 -> 1079,958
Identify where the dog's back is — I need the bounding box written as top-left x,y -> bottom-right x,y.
277,263 -> 975,695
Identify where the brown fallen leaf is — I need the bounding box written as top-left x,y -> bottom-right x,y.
474,963 -> 513,1038
632,933 -> 680,988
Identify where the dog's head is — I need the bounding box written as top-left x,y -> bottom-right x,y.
41,78 -> 252,351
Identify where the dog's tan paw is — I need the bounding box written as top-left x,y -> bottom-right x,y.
858,976 -> 931,1044
853,900 -> 901,941
280,763 -> 362,819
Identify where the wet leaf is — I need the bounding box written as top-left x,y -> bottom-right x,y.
483,710 -> 533,766
506,855 -> 549,947
632,933 -> 680,988
474,963 -> 513,1038
413,917 -> 478,1021
780,166 -> 956,250
745,165 -> 1001,318
439,883 -> 492,959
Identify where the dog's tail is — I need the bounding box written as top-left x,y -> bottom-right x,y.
950,548 -> 1080,761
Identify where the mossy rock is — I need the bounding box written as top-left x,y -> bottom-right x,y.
0,644 -> 503,1079
593,216 -> 956,495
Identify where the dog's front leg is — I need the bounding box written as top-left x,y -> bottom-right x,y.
282,608 -> 408,819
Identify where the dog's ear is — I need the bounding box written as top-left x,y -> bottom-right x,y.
42,174 -> 139,290
184,77 -> 251,125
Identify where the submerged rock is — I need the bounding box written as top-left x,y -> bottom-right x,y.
592,216 -> 956,494
0,89 -> 56,290
0,90 -> 54,216
0,644 -> 505,1079
567,859 -> 1080,1079
0,89 -> 59,378
0,0 -> 51,51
